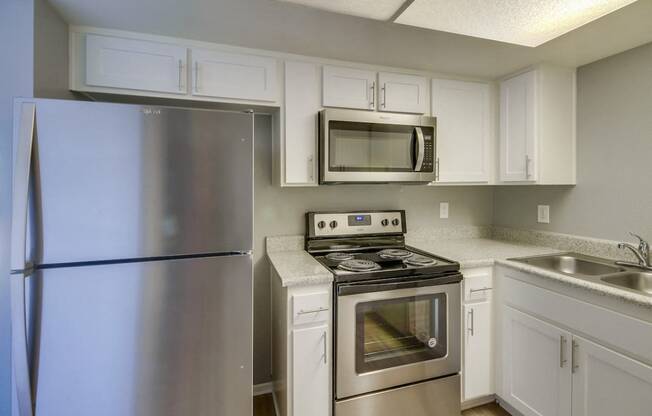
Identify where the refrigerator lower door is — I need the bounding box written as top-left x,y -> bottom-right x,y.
22,254 -> 252,416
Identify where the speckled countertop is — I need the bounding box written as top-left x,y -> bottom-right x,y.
266,233 -> 652,308
407,238 -> 561,269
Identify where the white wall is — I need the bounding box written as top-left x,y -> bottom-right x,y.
493,42 -> 652,242
0,1 -> 35,413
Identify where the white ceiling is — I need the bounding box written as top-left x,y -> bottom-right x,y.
48,0 -> 652,79
396,0 -> 639,47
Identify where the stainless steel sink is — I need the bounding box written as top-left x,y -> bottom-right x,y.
601,272 -> 652,295
510,253 -> 625,276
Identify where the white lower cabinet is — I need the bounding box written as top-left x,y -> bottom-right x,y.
572,336 -> 652,416
463,301 -> 493,400
292,325 -> 329,416
502,306 -> 572,416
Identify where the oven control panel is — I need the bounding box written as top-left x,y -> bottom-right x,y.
307,211 -> 406,237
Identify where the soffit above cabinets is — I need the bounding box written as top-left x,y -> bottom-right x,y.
276,0 -> 407,20
395,0 -> 639,47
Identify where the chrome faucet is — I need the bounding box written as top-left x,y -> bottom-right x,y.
615,232 -> 652,270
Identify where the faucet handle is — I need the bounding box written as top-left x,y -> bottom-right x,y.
629,232 -> 649,252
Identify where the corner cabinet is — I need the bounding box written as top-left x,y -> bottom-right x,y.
499,65 -> 576,184
271,268 -> 331,416
432,79 -> 492,183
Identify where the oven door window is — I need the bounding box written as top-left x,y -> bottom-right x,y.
329,121 -> 418,172
355,293 -> 447,373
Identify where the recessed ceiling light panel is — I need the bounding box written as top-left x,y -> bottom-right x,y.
277,0 -> 407,21
395,0 -> 639,46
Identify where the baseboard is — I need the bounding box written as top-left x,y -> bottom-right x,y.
253,381 -> 275,396
461,394 -> 496,410
496,396 -> 525,416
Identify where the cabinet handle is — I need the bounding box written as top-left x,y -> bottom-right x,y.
297,307 -> 328,315
381,83 -> 386,108
525,155 -> 530,178
370,82 -> 375,108
193,62 -> 199,93
308,155 -> 314,182
572,339 -> 579,373
469,287 -> 492,294
178,59 -> 184,91
468,308 -> 475,336
322,330 -> 327,364
560,335 -> 567,368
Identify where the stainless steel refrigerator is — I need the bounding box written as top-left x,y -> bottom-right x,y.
9,99 -> 254,416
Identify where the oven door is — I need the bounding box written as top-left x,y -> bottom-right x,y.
336,278 -> 460,399
320,109 -> 436,184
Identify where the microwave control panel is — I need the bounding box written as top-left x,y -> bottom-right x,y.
421,134 -> 434,172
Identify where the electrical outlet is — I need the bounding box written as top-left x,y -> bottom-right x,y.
537,205 -> 550,224
440,202 -> 449,219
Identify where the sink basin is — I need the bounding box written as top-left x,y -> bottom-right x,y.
511,253 -> 625,276
601,272 -> 652,295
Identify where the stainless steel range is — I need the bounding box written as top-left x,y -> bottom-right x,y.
305,210 -> 462,416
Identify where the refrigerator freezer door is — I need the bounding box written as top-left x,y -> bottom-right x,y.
24,254 -> 252,416
22,99 -> 253,265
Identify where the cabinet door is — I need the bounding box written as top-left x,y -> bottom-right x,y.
293,325 -> 329,416
502,306 -> 571,416
190,48 -> 277,101
284,61 -> 320,185
572,336 -> 652,416
500,70 -> 537,182
463,301 -> 493,400
86,34 -> 187,94
432,79 -> 490,182
322,65 -> 376,110
378,72 -> 428,114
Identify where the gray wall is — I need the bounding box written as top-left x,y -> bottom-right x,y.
252,115 -> 494,384
494,42 -> 652,242
0,1 -> 35,413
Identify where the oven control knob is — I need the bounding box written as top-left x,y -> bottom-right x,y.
329,220 -> 338,229
381,219 -> 389,227
392,218 -> 400,226
317,221 -> 326,229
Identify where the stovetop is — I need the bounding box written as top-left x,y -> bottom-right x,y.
311,246 -> 459,283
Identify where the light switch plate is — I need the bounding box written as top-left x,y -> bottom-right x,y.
440,202 -> 449,219
537,205 -> 550,224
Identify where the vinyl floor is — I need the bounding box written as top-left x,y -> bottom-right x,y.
253,394 -> 511,416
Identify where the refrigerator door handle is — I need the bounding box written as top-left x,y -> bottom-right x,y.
11,102 -> 35,272
10,272 -> 34,416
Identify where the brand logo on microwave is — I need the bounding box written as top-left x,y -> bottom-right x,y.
142,108 -> 161,115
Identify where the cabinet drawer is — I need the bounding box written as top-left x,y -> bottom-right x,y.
463,268 -> 493,302
292,291 -> 330,325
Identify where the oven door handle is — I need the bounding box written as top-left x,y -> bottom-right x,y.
338,274 -> 462,296
413,127 -> 425,172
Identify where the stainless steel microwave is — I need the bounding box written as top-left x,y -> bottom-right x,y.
319,109 -> 436,184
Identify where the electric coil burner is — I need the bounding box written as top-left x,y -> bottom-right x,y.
305,210 -> 463,416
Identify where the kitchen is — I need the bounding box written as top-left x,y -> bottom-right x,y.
1,0 -> 651,416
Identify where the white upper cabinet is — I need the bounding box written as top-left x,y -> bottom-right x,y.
502,306 -> 572,416
322,65 -> 376,110
190,48 -> 278,101
283,61 -> 321,185
432,79 -> 491,183
85,34 -> 188,94
572,336 -> 652,416
500,70 -> 537,182
499,65 -> 576,184
378,72 -> 428,114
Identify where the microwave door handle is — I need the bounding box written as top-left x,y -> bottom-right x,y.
413,127 -> 425,172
